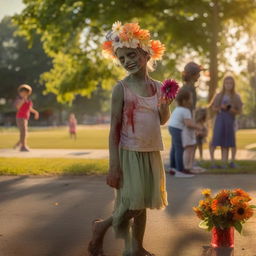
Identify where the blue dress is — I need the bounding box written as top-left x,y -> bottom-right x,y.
212,95 -> 235,147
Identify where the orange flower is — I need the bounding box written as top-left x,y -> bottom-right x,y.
193,207 -> 204,220
120,23 -> 140,41
230,196 -> 247,205
102,41 -> 114,57
211,199 -> 229,215
150,40 -> 165,60
134,29 -> 150,41
234,189 -> 251,201
233,203 -> 254,221
216,190 -> 229,201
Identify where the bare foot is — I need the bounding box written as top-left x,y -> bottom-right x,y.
88,219 -> 107,256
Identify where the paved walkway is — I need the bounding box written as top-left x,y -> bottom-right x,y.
0,175 -> 256,256
0,148 -> 256,161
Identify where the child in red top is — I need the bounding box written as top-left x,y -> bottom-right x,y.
14,84 -> 39,151
68,113 -> 77,140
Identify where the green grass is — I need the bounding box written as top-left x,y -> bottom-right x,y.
0,126 -> 109,149
201,160 -> 256,174
0,157 -> 108,175
0,157 -> 256,176
1,126 -> 256,150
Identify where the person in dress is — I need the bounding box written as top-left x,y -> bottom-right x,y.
88,21 -> 170,256
209,76 -> 243,168
68,113 -> 77,140
168,90 -> 202,178
14,84 -> 39,152
195,108 -> 208,162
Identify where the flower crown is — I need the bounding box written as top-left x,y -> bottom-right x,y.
102,21 -> 165,61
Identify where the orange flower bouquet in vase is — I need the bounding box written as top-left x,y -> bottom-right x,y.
193,189 -> 256,248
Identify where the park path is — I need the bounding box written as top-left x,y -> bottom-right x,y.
0,174 -> 256,256
0,148 -> 256,161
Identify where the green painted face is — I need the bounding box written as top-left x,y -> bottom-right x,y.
115,47 -> 148,74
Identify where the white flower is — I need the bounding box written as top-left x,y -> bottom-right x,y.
113,42 -> 124,51
112,21 -> 122,32
129,38 -> 139,48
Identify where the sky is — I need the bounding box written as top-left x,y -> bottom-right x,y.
0,0 -> 24,20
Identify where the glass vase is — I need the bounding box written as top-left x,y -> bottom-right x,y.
211,226 -> 234,248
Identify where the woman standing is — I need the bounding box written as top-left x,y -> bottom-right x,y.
209,76 -> 243,168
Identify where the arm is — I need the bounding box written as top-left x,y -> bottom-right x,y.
230,95 -> 243,115
159,99 -> 172,125
184,118 -> 201,130
30,107 -> 39,120
106,83 -> 124,189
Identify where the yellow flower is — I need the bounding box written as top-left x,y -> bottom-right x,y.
201,188 -> 212,197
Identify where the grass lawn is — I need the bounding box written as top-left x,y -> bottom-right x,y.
0,157 -> 109,175
201,160 -> 256,174
0,157 -> 256,176
1,125 -> 256,150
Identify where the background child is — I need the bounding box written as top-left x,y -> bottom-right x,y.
88,22 -> 170,256
168,90 -> 201,178
195,108 -> 208,162
209,76 -> 243,168
14,84 -> 39,151
68,113 -> 77,140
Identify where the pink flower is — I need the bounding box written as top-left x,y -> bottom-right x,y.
161,79 -> 180,99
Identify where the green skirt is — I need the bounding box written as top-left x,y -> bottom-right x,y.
112,148 -> 168,238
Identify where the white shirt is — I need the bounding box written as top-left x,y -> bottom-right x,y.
168,106 -> 191,130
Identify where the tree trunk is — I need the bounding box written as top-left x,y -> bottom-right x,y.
208,0 -> 219,103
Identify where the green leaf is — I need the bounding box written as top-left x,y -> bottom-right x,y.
199,220 -> 209,230
234,221 -> 243,234
250,205 -> 256,209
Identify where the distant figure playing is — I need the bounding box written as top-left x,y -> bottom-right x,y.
14,84 -> 39,152
68,113 -> 77,140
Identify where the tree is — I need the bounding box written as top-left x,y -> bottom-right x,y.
0,16 -> 54,110
13,0 -> 256,102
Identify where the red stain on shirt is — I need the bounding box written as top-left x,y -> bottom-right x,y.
125,99 -> 138,133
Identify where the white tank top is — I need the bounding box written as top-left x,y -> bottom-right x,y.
119,80 -> 164,152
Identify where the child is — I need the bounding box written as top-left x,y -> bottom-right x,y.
195,108 -> 208,162
14,84 -> 39,152
68,113 -> 77,140
88,21 -> 170,256
168,90 -> 201,178
209,76 -> 243,168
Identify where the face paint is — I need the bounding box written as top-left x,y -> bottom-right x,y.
116,47 -> 148,74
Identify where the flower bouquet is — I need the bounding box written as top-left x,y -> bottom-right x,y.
193,188 -> 256,248
161,79 -> 179,100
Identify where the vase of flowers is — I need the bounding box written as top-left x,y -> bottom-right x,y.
193,188 -> 255,248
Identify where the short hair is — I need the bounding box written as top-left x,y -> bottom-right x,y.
176,89 -> 191,106
18,84 -> 32,95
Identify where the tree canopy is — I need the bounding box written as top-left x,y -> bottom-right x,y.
13,0 -> 256,102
